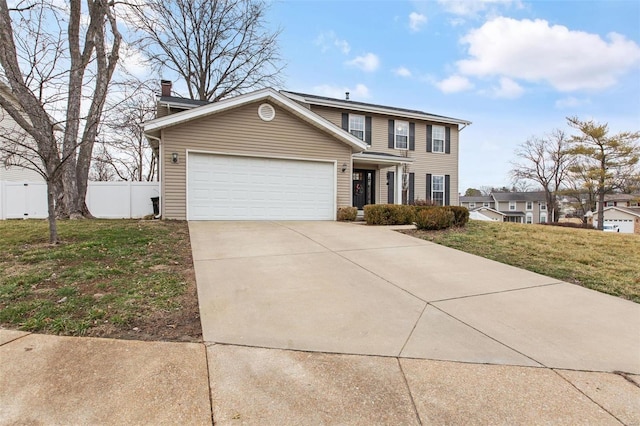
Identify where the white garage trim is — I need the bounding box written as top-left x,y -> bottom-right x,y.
186,150 -> 337,221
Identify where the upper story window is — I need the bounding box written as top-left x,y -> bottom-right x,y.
432,175 -> 444,206
432,125 -> 445,153
540,203 -> 547,211
395,121 -> 409,150
349,114 -> 365,141
509,201 -> 516,211
526,201 -> 533,210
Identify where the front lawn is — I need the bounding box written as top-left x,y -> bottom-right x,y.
403,221 -> 640,303
0,220 -> 201,341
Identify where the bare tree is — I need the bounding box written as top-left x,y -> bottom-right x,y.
91,84 -> 157,181
128,0 -> 283,101
566,117 -> 639,230
0,0 -> 121,243
510,130 -> 573,222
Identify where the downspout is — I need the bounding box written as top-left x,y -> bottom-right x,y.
146,134 -> 162,219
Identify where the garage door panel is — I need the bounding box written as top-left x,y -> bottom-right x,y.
187,153 -> 334,220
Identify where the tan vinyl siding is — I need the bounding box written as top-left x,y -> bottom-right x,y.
312,105 -> 460,206
160,101 -> 352,219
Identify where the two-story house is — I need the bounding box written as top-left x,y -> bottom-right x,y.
591,193 -> 640,234
144,84 -> 471,220
460,191 -> 548,224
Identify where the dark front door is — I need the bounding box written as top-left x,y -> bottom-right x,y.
353,169 -> 375,209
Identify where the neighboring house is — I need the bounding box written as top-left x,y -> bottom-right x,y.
143,83 -> 471,220
459,195 -> 495,210
593,206 -> 640,234
598,193 -> 640,209
460,191 -> 548,224
0,82 -> 44,182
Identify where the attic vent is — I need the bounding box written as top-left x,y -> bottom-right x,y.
258,103 -> 275,121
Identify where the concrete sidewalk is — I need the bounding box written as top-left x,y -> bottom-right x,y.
2,330 -> 639,425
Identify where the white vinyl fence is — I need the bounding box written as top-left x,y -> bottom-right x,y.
0,181 -> 159,220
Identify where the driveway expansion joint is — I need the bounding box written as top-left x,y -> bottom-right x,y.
0,331 -> 32,347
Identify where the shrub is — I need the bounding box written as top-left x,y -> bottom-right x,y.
337,206 -> 358,221
364,204 -> 415,225
447,206 -> 470,227
415,207 -> 454,230
411,199 -> 438,206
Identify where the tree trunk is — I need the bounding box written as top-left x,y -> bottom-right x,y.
46,179 -> 58,244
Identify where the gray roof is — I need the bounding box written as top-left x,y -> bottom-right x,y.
280,90 -> 470,125
603,193 -> 640,202
460,196 -> 493,203
158,95 -> 211,107
492,191 -> 547,202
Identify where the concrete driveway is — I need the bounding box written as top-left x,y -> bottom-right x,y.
190,221 -> 639,374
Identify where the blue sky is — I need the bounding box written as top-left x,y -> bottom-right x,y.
265,0 -> 640,192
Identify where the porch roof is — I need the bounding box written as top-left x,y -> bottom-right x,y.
352,151 -> 414,165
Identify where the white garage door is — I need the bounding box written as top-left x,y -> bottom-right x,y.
187,153 -> 335,220
604,219 -> 634,233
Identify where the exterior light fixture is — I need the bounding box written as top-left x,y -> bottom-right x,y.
172,153 -> 179,164
341,163 -> 348,172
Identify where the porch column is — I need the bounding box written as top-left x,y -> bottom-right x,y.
395,164 -> 403,205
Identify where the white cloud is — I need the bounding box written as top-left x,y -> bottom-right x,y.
555,96 -> 591,109
409,12 -> 427,32
314,31 -> 350,55
438,0 -> 522,17
456,17 -> 640,92
346,53 -> 380,72
436,75 -> 474,93
491,77 -> 524,99
312,84 -> 371,100
393,67 -> 412,78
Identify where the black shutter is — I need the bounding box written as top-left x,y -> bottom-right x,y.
388,120 -> 394,149
445,127 -> 451,154
445,175 -> 451,206
365,116 -> 372,145
409,122 -> 415,151
426,125 -> 432,152
426,174 -> 432,201
409,173 -> 415,204
341,113 -> 349,131
387,171 -> 395,203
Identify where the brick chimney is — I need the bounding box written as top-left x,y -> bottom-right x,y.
161,80 -> 172,97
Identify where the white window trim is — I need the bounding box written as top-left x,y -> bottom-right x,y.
432,125 -> 445,154
469,202 -> 476,209
540,212 -> 547,223
349,114 -> 365,141
526,212 -> 533,224
483,202 -> 489,207
540,203 -> 547,211
526,201 -> 533,211
431,175 -> 445,206
395,120 -> 409,150
509,201 -> 516,211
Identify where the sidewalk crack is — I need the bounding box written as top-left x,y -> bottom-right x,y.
397,358 -> 423,425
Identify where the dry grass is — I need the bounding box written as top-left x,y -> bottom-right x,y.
403,221 -> 640,302
0,220 -> 202,341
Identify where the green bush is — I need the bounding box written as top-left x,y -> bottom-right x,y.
415,207 -> 454,230
364,204 -> 415,225
337,206 -> 358,221
447,206 -> 470,227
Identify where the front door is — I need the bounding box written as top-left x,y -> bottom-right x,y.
353,169 -> 375,209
